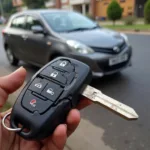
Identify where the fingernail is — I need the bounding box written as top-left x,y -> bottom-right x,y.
12,67 -> 26,75
16,66 -> 26,72
18,66 -> 24,70
14,66 -> 23,72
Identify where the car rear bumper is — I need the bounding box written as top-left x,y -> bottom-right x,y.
69,45 -> 132,77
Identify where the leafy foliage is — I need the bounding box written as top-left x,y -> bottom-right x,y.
144,0 -> 150,24
0,0 -> 16,15
86,13 -> 95,20
107,0 -> 123,25
124,16 -> 136,25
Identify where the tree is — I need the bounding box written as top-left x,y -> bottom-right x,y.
144,0 -> 150,24
1,0 -> 16,17
107,0 -> 123,25
22,0 -> 48,9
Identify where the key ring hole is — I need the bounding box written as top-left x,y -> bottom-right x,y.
10,114 -> 32,136
12,121 -> 31,134
21,127 -> 31,133
19,128 -> 32,138
2,112 -> 22,132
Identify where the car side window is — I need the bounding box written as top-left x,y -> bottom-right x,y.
11,16 -> 26,29
26,16 -> 43,30
11,18 -> 17,28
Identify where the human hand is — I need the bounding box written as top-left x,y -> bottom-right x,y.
0,67 -> 92,150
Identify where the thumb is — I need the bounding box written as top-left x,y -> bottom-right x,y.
0,67 -> 26,106
43,125 -> 67,150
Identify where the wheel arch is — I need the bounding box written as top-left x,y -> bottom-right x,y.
49,52 -> 64,61
4,43 -> 8,51
47,41 -> 71,61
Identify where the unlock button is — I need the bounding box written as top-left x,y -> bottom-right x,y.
41,67 -> 67,84
41,81 -> 63,101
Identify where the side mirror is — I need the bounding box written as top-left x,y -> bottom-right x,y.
31,25 -> 45,34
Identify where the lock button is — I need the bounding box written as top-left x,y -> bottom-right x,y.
41,81 -> 63,101
52,60 -> 75,72
40,67 -> 67,84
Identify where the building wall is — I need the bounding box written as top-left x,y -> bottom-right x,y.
62,0 -> 70,5
12,0 -> 23,7
95,0 -> 135,19
46,0 -> 70,8
61,0 -> 70,9
13,0 -> 70,9
70,0 -> 90,5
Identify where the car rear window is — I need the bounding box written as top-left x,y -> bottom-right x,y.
11,16 -> 26,29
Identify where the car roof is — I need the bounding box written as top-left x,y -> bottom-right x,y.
12,9 -> 72,17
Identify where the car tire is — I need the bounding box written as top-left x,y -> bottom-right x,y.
50,54 -> 61,61
110,71 -> 122,77
6,47 -> 19,66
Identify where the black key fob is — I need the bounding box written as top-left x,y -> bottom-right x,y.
10,57 -> 92,140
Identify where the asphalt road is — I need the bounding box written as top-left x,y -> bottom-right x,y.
0,27 -> 150,150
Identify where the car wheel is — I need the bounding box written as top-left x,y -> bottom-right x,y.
50,54 -> 61,61
109,71 -> 122,78
6,47 -> 19,66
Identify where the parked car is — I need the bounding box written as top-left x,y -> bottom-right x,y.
2,9 -> 132,77
0,16 -> 6,24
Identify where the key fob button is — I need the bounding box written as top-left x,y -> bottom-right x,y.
22,91 -> 53,114
41,67 -> 67,84
41,82 -> 63,101
52,60 -> 74,72
29,78 -> 48,94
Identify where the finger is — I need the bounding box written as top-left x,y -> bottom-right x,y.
66,109 -> 80,137
0,67 -> 26,94
45,124 -> 67,150
0,67 -> 26,106
77,98 -> 92,110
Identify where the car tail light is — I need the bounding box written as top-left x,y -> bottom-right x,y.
2,29 -> 5,35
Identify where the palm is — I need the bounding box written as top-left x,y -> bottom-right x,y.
0,67 -> 91,150
0,120 -> 41,150
0,110 -> 69,150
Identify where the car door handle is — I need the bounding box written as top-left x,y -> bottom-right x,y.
22,35 -> 28,40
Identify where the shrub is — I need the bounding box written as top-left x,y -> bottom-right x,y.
144,0 -> 150,24
124,16 -> 136,25
86,13 -> 95,20
107,0 -> 123,25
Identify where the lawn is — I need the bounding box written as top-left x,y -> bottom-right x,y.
0,102 -> 11,112
103,24 -> 150,31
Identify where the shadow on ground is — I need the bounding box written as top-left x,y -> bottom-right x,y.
81,73 -> 150,150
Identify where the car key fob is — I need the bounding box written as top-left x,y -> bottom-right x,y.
10,57 -> 92,140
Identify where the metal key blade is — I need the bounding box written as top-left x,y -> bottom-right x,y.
82,85 -> 139,120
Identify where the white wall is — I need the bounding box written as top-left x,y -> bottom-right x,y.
62,5 -> 71,10
70,0 -> 90,5
45,0 -> 55,7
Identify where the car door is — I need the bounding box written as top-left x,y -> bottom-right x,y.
6,15 -> 27,60
23,15 -> 51,65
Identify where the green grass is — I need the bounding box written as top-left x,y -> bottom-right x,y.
103,24 -> 150,31
0,102 -> 11,113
